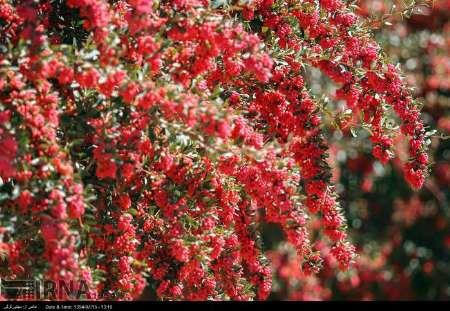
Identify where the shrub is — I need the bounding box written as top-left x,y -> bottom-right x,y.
0,0 -> 433,300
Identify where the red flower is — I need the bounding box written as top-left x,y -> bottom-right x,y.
96,157 -> 117,180
404,164 -> 425,190
117,194 -> 132,211
76,68 -> 100,88
120,83 -> 141,104
0,136 -> 17,179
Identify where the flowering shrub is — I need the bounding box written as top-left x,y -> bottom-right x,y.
0,0 -> 433,300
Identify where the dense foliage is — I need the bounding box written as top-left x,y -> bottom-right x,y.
0,0 -> 438,300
